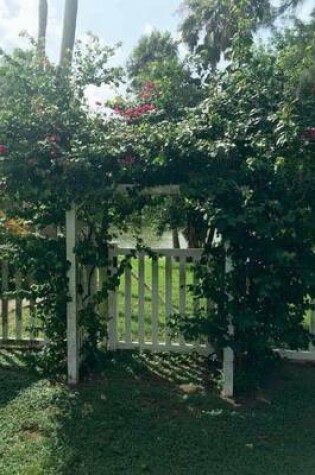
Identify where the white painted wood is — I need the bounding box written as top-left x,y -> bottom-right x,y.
222,245 -> 234,398
138,254 -> 145,347
15,271 -> 23,339
66,205 -> 79,385
29,297 -> 36,340
1,260 -> 9,339
115,340 -> 211,355
107,246 -> 213,358
114,248 -> 202,258
98,266 -> 108,331
116,184 -> 181,197
27,276 -> 36,340
151,258 -> 159,348
222,343 -> 234,397
165,256 -> 172,347
108,247 -> 118,350
309,299 -> 315,352
179,256 -> 186,347
193,267 -> 200,315
125,264 -> 132,344
277,349 -> 315,361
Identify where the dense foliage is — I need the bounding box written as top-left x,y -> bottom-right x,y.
0,5 -> 315,389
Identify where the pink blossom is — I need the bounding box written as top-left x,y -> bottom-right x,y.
0,145 -> 7,155
144,82 -> 153,91
303,128 -> 315,140
118,154 -> 136,167
140,91 -> 151,100
47,135 -> 60,144
50,148 -> 59,158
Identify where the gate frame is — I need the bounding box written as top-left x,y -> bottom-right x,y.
65,186 -> 235,396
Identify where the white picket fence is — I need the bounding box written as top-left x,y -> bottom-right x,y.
0,260 -> 44,348
107,246 -> 212,355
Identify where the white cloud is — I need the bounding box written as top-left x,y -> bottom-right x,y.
0,0 -> 61,59
296,0 -> 314,22
143,22 -> 154,35
84,83 -> 120,111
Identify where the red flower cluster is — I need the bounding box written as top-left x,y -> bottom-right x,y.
114,103 -> 156,120
118,154 -> 136,167
0,145 -> 7,155
140,82 -> 154,100
303,128 -> 315,140
50,148 -> 59,159
47,135 -> 60,144
46,135 -> 61,158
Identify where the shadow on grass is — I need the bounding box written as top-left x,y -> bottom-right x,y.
0,350 -> 40,407
3,349 -> 315,475
48,353 -> 315,475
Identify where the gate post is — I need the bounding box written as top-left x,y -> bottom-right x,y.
66,203 -> 79,384
107,244 -> 118,350
222,244 -> 234,398
309,299 -> 315,353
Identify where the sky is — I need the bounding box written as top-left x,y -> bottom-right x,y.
0,0 -> 182,64
0,0 -> 314,105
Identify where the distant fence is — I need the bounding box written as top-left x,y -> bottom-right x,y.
0,260 -> 44,349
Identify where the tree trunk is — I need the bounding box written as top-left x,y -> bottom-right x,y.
59,0 -> 78,66
37,0 -> 48,57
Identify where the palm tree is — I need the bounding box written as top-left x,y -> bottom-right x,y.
179,0 -> 301,72
38,0 -> 48,57
59,0 -> 78,66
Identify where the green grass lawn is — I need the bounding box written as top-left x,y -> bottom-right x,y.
1,349 -> 315,475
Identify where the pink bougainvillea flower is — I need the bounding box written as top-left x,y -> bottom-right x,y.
50,148 -> 59,158
118,154 -> 136,167
303,128 -> 315,140
144,82 -> 153,90
114,106 -> 122,115
47,135 -> 60,144
140,82 -> 154,100
140,91 -> 151,100
0,145 -> 8,155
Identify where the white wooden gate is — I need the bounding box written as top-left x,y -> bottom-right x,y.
107,246 -> 212,355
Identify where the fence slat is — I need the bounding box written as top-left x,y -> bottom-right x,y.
179,256 -> 186,347
108,250 -> 118,350
29,298 -> 36,340
1,260 -> 9,339
310,299 -> 315,352
138,254 -> 145,347
15,271 -> 23,339
193,267 -> 200,315
165,256 -> 172,347
125,264 -> 132,345
152,258 -> 159,349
